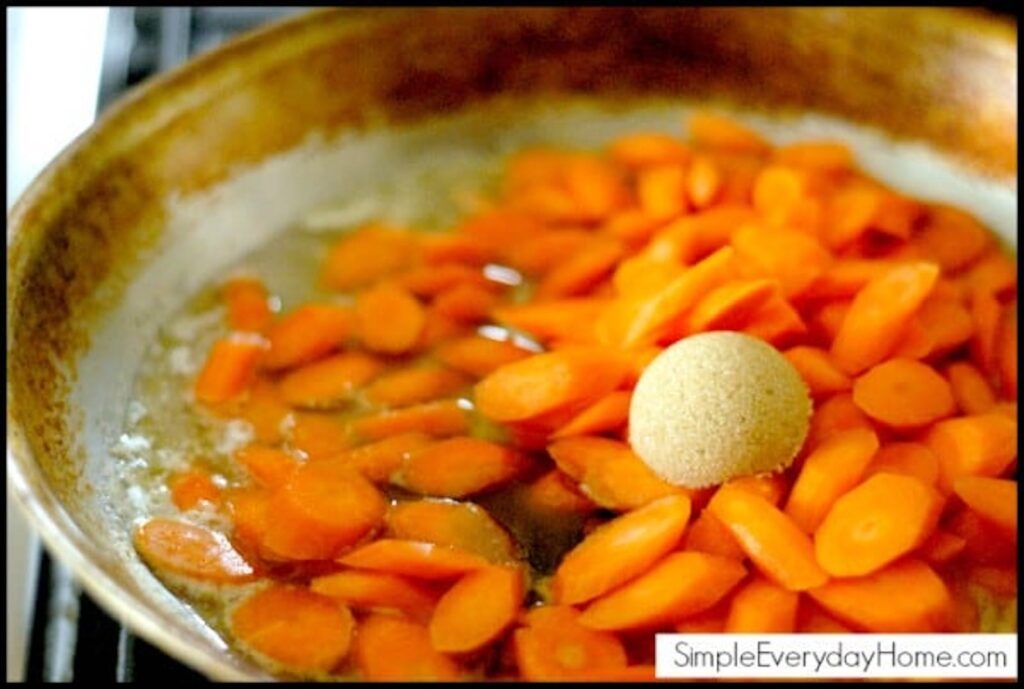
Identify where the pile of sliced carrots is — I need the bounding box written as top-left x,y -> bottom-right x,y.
135,111 -> 1018,680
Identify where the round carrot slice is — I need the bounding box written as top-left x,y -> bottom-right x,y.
429,565 -> 524,652
133,518 -> 255,584
852,358 -> 955,428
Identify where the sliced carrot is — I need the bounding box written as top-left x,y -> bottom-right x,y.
351,399 -> 470,441
684,510 -> 745,561
310,570 -> 438,619
961,250 -> 1017,299
434,334 -> 532,378
579,552 -> 746,631
334,432 -> 433,483
386,499 -> 517,564
475,348 -> 630,422
551,390 -> 631,439
864,442 -> 940,486
804,392 -> 872,452
684,278 -> 777,334
548,436 -> 682,511
997,303 -> 1017,400
808,559 -> 952,632
725,576 -> 799,633
431,283 -> 501,324
514,606 -> 628,682
969,288 -> 1002,376
783,346 -> 851,398
362,365 -> 468,408
636,164 -> 690,221
400,437 -> 531,499
641,204 -> 757,265
338,539 -> 489,580
910,204 -> 992,272
775,141 -> 853,172
740,290 -> 807,346
919,530 -> 967,566
231,585 -> 354,674
752,165 -> 810,219
499,229 -> 592,277
612,256 -> 683,300
263,304 -> 354,371
852,358 -> 956,429
925,413 -> 1017,492
455,208 -> 547,248
536,239 -> 625,300
913,294 -> 975,359
953,476 -> 1017,536
195,337 -> 264,403
830,262 -> 940,374
796,601 -> 853,633
620,246 -> 737,347
521,470 -> 596,516
492,298 -> 608,344
235,445 -> 299,487
708,485 -> 827,591
806,259 -> 900,300
224,487 -> 273,561
727,473 -> 788,507
553,494 -> 692,605
561,154 -> 630,222
871,191 -> 921,241
946,362 -> 997,415
815,473 -> 943,577
134,518 -> 255,583
608,132 -> 691,169
785,428 -> 880,533
168,467 -> 220,510
687,154 -> 722,209
288,412 -> 354,460
823,184 -> 884,249
601,209 -> 665,246
278,352 -> 384,408
396,262 -> 492,297
354,614 -> 461,681
430,565 -> 523,652
321,223 -> 419,291
355,282 -> 426,355
420,232 -> 496,266
223,276 -> 272,332
236,378 -> 290,444
262,462 -> 386,561
688,111 -> 770,154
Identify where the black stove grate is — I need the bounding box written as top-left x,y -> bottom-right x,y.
22,7 -> 302,682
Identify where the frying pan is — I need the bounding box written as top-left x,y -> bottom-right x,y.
6,8 -> 1016,681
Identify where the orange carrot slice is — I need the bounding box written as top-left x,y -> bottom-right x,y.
808,559 -> 952,632
684,278 -> 777,334
830,262 -> 940,374
852,358 -> 956,428
864,442 -> 940,486
223,276 -> 272,332
674,602 -> 730,633
784,346 -> 852,398
334,432 -> 433,483
688,111 -> 770,154
168,467 -> 220,510
399,437 -> 530,498
492,298 -> 608,343
785,427 -> 880,533
354,614 -> 462,681
536,239 -> 625,300
134,518 -> 255,583
231,585 -> 354,674
521,470 -> 596,516
430,565 -> 524,652
804,392 -> 872,453
195,337 -> 264,403
321,224 -> 419,291
386,499 -> 517,564
514,606 -> 628,682
355,282 -> 427,355
608,132 -> 691,169
815,473 -> 944,577
338,539 -> 489,580
579,552 -> 746,631
262,462 -> 386,561
351,399 -> 470,441
288,412 -> 354,460
419,232 -> 496,266
687,154 -> 723,209
911,204 -> 992,272
263,304 -> 354,371
396,262 -> 492,297
732,226 -> 832,299
727,473 -> 788,507
434,334 -> 532,378
636,164 -> 690,220
548,436 -> 682,511
807,259 -> 900,300
925,413 -> 1018,492
475,348 -> 630,422
961,251 -> 1017,298
235,445 -> 300,487
708,485 -> 827,591
310,570 -> 438,619
236,379 -> 290,444
363,365 -> 469,408
551,390 -> 632,439
725,576 -> 799,633
823,184 -> 884,249
740,289 -> 807,346
279,352 -> 384,408
946,362 -> 997,415
553,494 -> 692,605
953,476 -> 1017,536
684,510 -> 745,561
